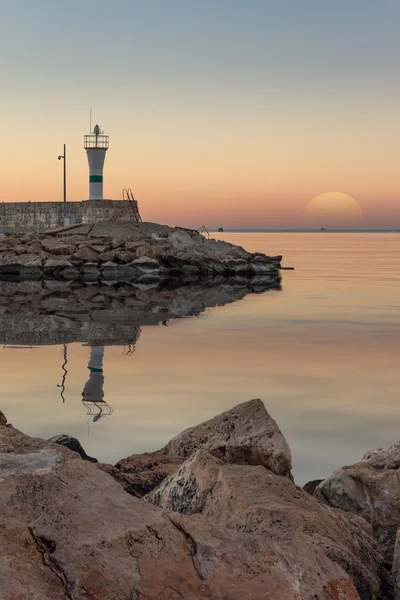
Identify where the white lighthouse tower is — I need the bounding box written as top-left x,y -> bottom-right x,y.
84,124 -> 109,200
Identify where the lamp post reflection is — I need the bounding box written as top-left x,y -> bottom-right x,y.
81,345 -> 113,422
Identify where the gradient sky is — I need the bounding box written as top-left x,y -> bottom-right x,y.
1,0 -> 400,229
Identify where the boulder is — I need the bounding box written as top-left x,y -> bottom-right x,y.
111,450 -> 183,498
48,434 -> 98,463
147,450 -> 384,600
27,241 -> 47,254
223,258 -> 249,274
98,249 -> 118,262
0,411 -> 7,426
110,235 -> 128,249
89,244 -> 109,254
43,257 -> 73,269
135,242 -> 156,259
130,256 -> 161,281
125,240 -> 145,252
2,236 -> 21,247
115,249 -> 136,263
13,244 -> 27,255
41,238 -> 73,255
316,442 -> 400,565
13,254 -> 42,267
164,398 -> 292,477
0,430 -> 304,600
249,260 -> 277,275
72,246 -> 99,263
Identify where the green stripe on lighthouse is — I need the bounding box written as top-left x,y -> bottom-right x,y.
90,175 -> 103,182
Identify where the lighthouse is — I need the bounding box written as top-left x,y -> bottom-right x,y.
84,124 -> 109,200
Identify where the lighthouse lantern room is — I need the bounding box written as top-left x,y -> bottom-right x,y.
84,124 -> 109,200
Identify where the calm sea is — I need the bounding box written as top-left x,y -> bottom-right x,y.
1,233 -> 399,485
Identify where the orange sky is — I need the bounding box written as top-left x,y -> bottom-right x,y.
2,1 -> 400,230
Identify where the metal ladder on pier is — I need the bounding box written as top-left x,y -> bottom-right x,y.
122,188 -> 142,222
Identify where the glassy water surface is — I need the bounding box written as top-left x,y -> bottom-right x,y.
0,233 -> 398,485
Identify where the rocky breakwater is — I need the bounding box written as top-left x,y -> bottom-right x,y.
0,401 -> 391,599
0,221 -> 282,284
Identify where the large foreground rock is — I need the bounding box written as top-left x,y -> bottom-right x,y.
316,442 -> 400,566
165,398 -> 292,477
0,417 -> 370,600
109,399 -> 292,499
146,450 -> 385,599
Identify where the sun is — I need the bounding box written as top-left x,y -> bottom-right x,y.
305,192 -> 364,228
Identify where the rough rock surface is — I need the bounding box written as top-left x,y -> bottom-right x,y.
0,416 -> 351,600
100,450 -> 183,498
146,450 -> 224,513
48,434 -> 98,463
146,450 -> 384,599
0,220 -> 282,283
165,398 -> 292,477
316,442 -> 400,566
393,530 -> 400,600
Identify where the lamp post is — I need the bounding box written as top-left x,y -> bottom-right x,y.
58,144 -> 67,225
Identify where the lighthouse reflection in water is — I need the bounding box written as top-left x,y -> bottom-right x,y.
81,345 -> 113,423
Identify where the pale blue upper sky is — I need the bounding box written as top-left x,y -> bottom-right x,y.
1,0 -> 400,228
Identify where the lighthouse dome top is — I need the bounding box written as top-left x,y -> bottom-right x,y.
84,125 -> 109,150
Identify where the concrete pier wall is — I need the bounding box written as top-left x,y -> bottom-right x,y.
0,200 -> 140,230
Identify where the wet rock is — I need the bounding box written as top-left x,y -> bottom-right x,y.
48,434 -> 98,463
111,450 -> 183,498
165,398 -> 292,477
130,256 -> 161,281
223,258 -> 249,274
43,257 -> 73,269
181,264 -> 201,280
81,263 -> 100,281
249,259 -> 277,275
60,266 -> 80,280
316,442 -> 400,565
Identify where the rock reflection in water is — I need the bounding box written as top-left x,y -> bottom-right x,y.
0,277 -> 281,421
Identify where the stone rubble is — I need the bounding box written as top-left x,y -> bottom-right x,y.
0,221 -> 282,283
